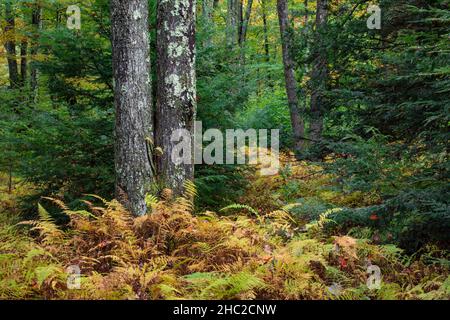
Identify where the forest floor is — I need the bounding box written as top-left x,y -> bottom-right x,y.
0,158 -> 449,300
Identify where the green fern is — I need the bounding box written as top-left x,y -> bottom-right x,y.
145,193 -> 159,213
220,204 -> 260,220
184,272 -> 265,299
183,180 -> 198,200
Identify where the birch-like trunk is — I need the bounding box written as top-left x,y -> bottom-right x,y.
309,0 -> 329,142
4,0 -> 19,89
156,0 -> 196,195
277,0 -> 305,155
111,0 -> 153,216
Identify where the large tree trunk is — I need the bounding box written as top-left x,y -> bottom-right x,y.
111,0 -> 154,216
30,2 -> 42,97
277,0 -> 305,155
156,0 -> 196,196
309,0 -> 329,142
4,0 -> 19,89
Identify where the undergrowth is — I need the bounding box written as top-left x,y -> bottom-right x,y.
0,174 -> 449,300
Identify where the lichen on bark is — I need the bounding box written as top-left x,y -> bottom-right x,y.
111,0 -> 153,216
156,0 -> 196,195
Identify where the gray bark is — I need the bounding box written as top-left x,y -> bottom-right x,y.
310,0 -> 329,142
4,0 -> 19,88
277,0 -> 305,155
227,0 -> 239,46
156,0 -> 196,195
111,0 -> 153,216
202,0 -> 214,47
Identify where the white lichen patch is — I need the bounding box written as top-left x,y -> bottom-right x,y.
133,10 -> 142,20
170,24 -> 188,38
168,42 -> 185,58
166,74 -> 183,98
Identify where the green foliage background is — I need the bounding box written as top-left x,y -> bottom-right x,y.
0,0 -> 448,255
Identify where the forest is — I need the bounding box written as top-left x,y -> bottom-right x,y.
0,0 -> 449,300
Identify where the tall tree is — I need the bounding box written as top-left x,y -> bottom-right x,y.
277,0 -> 305,155
260,0 -> 270,62
111,0 -> 153,216
156,0 -> 196,196
202,0 -> 214,47
227,0 -> 240,46
309,0 -> 329,142
4,0 -> 19,88
30,1 -> 42,96
238,0 -> 253,46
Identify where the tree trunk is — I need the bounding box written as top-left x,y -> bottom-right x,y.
277,0 -> 305,155
261,0 -> 270,63
239,0 -> 253,46
156,0 -> 196,196
227,0 -> 239,46
4,1 -> 19,89
309,0 -> 329,142
20,39 -> 28,86
111,0 -> 154,216
202,0 -> 214,47
30,2 -> 42,97
202,0 -> 214,21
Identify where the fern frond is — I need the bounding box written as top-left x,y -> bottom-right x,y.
145,193 -> 159,213
41,197 -> 69,211
84,194 -> 108,204
161,181 -> 198,213
183,180 -> 198,201
37,203 -> 53,222
220,204 -> 260,219
19,204 -> 65,246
